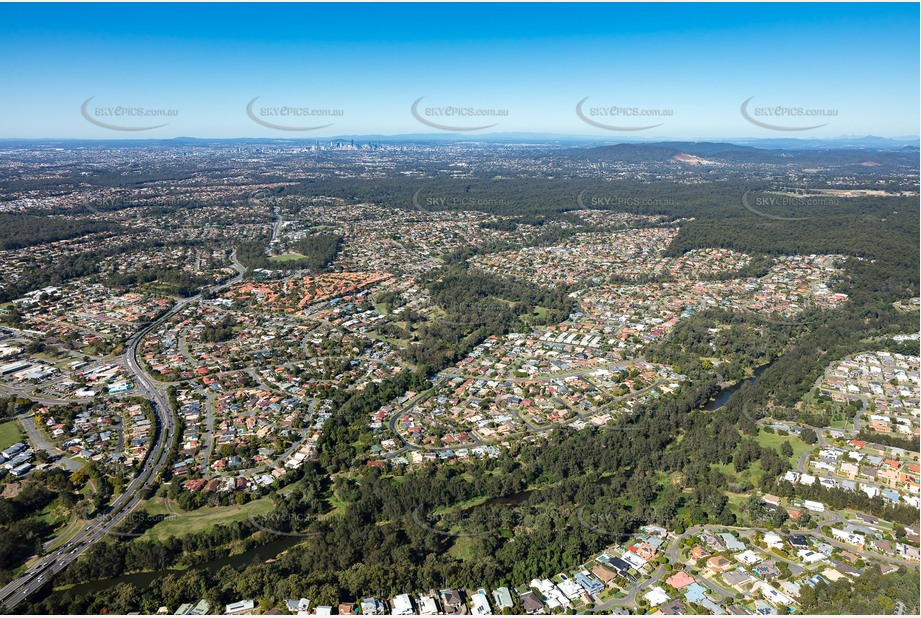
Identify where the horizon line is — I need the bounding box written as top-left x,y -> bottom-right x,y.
1,134 -> 918,143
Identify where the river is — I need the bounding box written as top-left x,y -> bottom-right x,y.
51,367 -> 769,599
49,535 -> 302,601
703,365 -> 768,411
455,368 -> 773,517
458,475 -> 618,515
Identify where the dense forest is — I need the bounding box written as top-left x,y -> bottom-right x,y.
199,315 -> 238,343
105,267 -> 214,298
279,175 -> 917,222
0,238 -> 215,303
398,266 -> 575,374
0,214 -> 115,251
288,235 -> 343,270
235,234 -> 342,273
7,151 -> 920,613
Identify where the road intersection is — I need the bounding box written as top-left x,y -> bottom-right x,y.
0,254 -> 245,610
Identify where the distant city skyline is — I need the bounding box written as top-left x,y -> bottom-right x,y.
0,2 -> 918,139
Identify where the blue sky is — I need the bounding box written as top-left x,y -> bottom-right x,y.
0,2 -> 917,139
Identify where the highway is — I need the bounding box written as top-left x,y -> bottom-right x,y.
0,329 -> 175,609
0,252 -> 246,611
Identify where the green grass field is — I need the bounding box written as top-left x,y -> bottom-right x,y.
142,497 -> 274,541
447,535 -> 476,561
726,492 -> 751,518
713,460 -> 766,487
324,490 -> 349,519
45,515 -> 86,551
268,252 -> 306,263
0,420 -> 23,450
755,428 -> 813,464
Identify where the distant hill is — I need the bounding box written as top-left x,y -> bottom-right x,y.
572,141 -> 919,169
1,134 -> 917,149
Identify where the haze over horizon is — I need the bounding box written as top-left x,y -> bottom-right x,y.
1,134 -> 919,145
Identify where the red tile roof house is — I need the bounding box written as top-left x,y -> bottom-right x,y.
901,463 -> 921,484
689,546 -> 710,561
183,478 -> 207,491
634,542 -> 658,560
666,571 -> 696,589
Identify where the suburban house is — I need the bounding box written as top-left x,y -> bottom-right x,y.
707,555 -> 732,573
439,589 -> 464,615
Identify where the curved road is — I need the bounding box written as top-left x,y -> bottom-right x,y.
0,253 -> 245,611
590,517 -> 919,613
0,329 -> 176,610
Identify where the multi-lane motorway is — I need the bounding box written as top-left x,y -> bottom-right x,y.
0,254 -> 245,611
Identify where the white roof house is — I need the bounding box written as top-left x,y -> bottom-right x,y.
643,586 -> 670,607
797,550 -> 826,564
735,550 -> 761,566
417,595 -> 439,615
225,600 -> 255,615
760,583 -> 794,607
557,578 -> 584,601
391,595 -> 414,616
469,592 -> 492,615
763,531 -> 784,549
